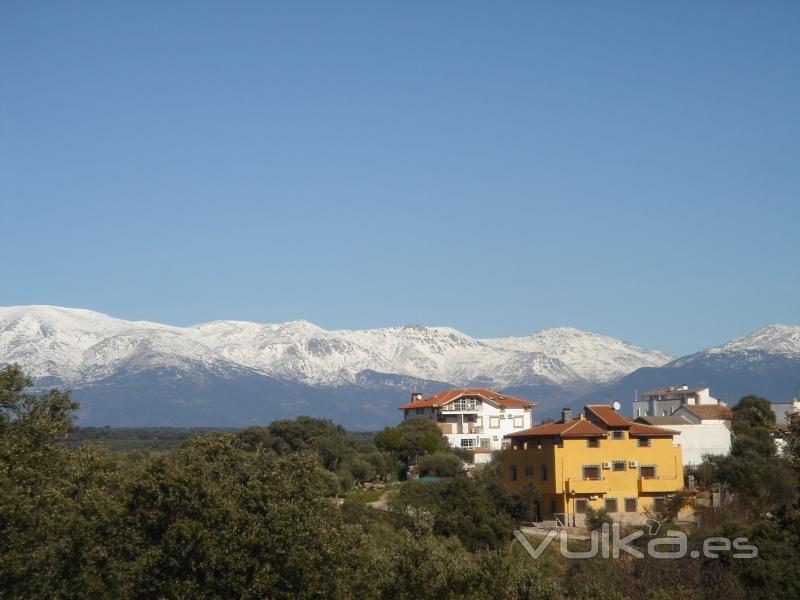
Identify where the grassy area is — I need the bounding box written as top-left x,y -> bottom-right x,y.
342,485 -> 395,504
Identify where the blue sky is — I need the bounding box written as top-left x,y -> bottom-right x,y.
1,2 -> 798,356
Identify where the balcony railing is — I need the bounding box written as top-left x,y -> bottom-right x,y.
441,403 -> 478,412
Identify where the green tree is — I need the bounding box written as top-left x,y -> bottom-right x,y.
784,411 -> 800,468
584,506 -> 613,531
416,451 -> 464,477
374,417 -> 445,466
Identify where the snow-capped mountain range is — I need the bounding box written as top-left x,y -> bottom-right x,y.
0,305 -> 671,390
2,305 -> 798,428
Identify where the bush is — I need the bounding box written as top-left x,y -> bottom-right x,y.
584,506 -> 613,531
416,452 -> 464,477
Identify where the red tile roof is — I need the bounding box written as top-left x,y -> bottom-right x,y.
507,404 -> 679,439
506,418 -> 607,438
399,388 -> 535,410
585,404 -> 631,427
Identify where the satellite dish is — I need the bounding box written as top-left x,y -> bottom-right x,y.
612,401 -> 622,411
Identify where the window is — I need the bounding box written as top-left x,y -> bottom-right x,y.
452,397 -> 477,411
612,460 -> 627,472
514,416 -> 524,428
582,465 -> 601,480
587,438 -> 599,448
415,408 -> 424,415
653,497 -> 666,512
540,465 -> 548,481
639,465 -> 657,479
510,465 -> 518,481
460,438 -> 477,448
524,465 -> 534,476
612,431 -> 624,440
605,497 -> 618,513
489,417 -> 500,429
575,499 -> 589,514
624,498 -> 638,513
638,437 -> 651,447
549,499 -> 556,513
480,438 -> 490,448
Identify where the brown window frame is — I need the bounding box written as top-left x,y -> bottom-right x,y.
639,465 -> 657,479
582,464 -> 602,481
624,497 -> 638,513
575,499 -> 589,514
605,497 -> 618,513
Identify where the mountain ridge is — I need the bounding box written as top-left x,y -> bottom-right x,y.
3,305 -> 797,427
0,305 -> 672,390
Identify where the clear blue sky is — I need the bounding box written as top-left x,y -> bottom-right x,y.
1,2 -> 798,356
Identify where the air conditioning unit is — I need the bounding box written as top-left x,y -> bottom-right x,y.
629,460 -> 638,468
602,462 -> 611,469
589,495 -> 598,500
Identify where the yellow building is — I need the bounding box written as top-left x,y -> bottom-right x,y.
501,405 -> 683,527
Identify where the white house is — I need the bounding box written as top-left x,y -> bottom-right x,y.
638,403 -> 733,466
399,388 -> 535,463
770,399 -> 800,427
633,385 -> 721,418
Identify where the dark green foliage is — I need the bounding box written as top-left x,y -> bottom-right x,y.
584,507 -> 613,531
784,411 -> 800,469
65,426 -> 226,450
416,451 -> 464,477
6,367 -> 800,599
731,396 -> 777,458
374,417 -> 446,465
237,416 -> 397,489
702,395 -> 798,515
713,502 -> 800,600
388,477 -> 515,550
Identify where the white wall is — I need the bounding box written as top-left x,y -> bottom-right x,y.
771,400 -> 800,427
670,423 -> 732,465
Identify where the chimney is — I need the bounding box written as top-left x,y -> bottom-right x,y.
410,392 -> 423,404
561,408 -> 572,423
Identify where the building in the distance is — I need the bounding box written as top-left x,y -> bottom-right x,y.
399,388 -> 535,463
637,403 -> 732,466
770,398 -> 800,427
502,405 -> 684,526
633,385 -> 721,418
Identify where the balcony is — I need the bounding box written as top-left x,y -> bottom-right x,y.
441,401 -> 479,413
566,478 -> 610,494
638,477 -> 683,493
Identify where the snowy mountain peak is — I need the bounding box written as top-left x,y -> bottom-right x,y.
709,324 -> 800,357
0,305 -> 673,390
